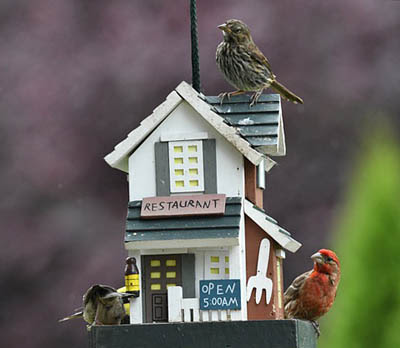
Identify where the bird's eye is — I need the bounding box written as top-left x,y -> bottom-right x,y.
234,28 -> 242,33
326,257 -> 334,262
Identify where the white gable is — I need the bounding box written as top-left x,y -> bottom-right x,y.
128,101 -> 245,200
104,81 -> 276,174
104,90 -> 182,172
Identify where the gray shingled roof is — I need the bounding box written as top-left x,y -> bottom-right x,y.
125,197 -> 241,243
205,94 -> 285,156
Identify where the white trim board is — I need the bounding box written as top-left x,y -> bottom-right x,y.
277,101 -> 286,156
160,132 -> 208,142
243,199 -> 302,253
139,248 -> 188,255
125,237 -> 239,250
104,90 -> 182,172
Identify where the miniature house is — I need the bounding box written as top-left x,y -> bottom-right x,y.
104,81 -> 301,324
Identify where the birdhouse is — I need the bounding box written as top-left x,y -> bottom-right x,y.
104,81 -> 302,325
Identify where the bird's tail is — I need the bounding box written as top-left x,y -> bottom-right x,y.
269,79 -> 304,104
58,311 -> 83,322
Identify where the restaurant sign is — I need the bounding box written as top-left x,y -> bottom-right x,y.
140,194 -> 226,218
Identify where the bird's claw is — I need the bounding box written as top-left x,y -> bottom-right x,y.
250,91 -> 263,107
218,92 -> 231,105
218,90 -> 247,105
311,320 -> 321,338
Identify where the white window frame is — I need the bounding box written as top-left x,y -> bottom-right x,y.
168,140 -> 205,193
204,251 -> 230,280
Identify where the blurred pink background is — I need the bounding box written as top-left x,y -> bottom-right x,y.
1,1 -> 399,347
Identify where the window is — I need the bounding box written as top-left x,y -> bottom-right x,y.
168,140 -> 204,193
204,251 -> 230,280
155,138 -> 216,196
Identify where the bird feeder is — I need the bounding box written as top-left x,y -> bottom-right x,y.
88,83 -> 316,346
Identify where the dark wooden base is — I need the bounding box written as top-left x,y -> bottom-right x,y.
88,319 -> 316,348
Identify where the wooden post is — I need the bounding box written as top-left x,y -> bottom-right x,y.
244,159 -> 284,320
89,320 -> 317,348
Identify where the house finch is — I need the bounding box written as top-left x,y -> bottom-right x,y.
284,249 -> 340,336
216,19 -> 303,106
59,284 -> 132,329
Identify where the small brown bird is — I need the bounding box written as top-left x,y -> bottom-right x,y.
284,249 -> 341,336
59,284 -> 132,329
216,19 -> 303,106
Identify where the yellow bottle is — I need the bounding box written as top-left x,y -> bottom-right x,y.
125,257 -> 140,297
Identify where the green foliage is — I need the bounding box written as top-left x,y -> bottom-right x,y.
319,128 -> 400,348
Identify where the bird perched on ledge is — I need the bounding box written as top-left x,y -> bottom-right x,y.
284,249 -> 341,337
59,284 -> 132,330
216,19 -> 303,106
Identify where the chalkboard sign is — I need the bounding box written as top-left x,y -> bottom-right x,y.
199,279 -> 241,310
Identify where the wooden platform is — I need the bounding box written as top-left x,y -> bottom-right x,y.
88,319 -> 316,348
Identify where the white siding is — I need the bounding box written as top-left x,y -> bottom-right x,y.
194,250 -> 204,299
229,197 -> 247,320
128,101 -> 244,201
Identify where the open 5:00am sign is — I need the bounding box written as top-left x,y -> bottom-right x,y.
199,279 -> 241,310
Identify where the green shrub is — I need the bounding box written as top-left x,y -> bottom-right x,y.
319,129 -> 400,348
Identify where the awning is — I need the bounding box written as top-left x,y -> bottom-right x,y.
244,199 -> 301,253
125,197 -> 242,250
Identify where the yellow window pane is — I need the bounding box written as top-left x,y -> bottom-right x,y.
189,157 -> 198,164
166,260 -> 176,267
166,272 -> 176,278
151,284 -> 161,290
174,157 -> 184,164
189,180 -> 199,187
150,260 -> 160,267
189,168 -> 198,175
225,256 -> 229,263
175,180 -> 184,187
174,169 -> 184,176
210,256 -> 220,263
210,268 -> 220,274
174,146 -> 183,153
188,145 -> 197,152
225,268 -> 229,274
166,284 -> 176,288
150,272 -> 161,279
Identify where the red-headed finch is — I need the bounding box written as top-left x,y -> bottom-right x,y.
284,249 -> 340,336
216,19 -> 303,106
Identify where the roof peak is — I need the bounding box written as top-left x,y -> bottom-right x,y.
104,81 -> 283,173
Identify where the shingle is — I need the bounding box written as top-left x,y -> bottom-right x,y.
125,197 -> 242,242
206,94 -> 280,104
205,94 -> 283,156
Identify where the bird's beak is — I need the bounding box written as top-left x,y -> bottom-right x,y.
218,24 -> 230,33
311,252 -> 324,265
